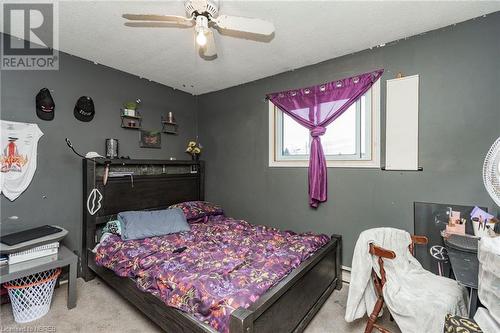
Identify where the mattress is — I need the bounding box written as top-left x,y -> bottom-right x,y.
95,215 -> 329,332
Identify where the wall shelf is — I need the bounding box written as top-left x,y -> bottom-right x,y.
121,110 -> 142,129
161,116 -> 178,135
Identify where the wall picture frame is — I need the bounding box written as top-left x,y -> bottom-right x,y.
140,130 -> 161,149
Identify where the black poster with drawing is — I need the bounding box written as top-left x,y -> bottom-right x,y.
413,202 -> 487,275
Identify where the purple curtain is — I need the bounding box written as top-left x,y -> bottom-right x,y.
267,69 -> 384,208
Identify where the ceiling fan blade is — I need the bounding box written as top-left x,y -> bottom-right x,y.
125,22 -> 192,29
122,14 -> 194,27
213,15 -> 274,37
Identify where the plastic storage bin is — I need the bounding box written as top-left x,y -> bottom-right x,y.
4,268 -> 61,323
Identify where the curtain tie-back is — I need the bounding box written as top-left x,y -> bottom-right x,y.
310,126 -> 326,138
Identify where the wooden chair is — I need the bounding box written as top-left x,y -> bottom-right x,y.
365,235 -> 428,333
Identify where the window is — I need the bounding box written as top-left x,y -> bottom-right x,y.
269,79 -> 380,167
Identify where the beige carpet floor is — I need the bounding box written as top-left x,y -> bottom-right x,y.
1,278 -> 400,332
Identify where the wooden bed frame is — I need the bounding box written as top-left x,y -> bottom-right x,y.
81,159 -> 342,333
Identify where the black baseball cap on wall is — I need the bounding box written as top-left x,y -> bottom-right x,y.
35,88 -> 55,121
74,96 -> 95,122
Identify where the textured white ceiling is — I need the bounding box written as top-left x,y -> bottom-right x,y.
17,2 -> 500,94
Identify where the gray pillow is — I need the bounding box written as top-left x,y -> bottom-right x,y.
117,208 -> 190,241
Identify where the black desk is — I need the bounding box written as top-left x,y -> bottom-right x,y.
445,244 -> 479,318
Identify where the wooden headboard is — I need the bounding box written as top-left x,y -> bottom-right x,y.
81,159 -> 204,279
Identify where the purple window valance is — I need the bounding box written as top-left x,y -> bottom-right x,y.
267,69 -> 384,208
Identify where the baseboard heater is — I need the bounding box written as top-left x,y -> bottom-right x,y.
342,265 -> 351,284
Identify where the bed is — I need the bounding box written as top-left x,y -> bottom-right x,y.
81,159 -> 342,333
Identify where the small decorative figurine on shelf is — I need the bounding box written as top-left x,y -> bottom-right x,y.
185,140 -> 202,161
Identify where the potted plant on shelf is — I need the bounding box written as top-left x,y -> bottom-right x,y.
122,98 -> 141,117
186,140 -> 202,161
122,101 -> 138,117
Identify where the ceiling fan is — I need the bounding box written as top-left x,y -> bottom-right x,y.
122,0 -> 275,60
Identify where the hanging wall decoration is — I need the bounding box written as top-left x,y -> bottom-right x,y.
121,99 -> 142,129
74,96 -> 95,122
35,88 -> 55,121
140,130 -> 161,149
161,112 -> 178,134
0,120 -> 44,201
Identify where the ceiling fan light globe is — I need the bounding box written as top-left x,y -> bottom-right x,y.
196,31 -> 207,46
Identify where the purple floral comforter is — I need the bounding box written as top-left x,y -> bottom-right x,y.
95,215 -> 329,332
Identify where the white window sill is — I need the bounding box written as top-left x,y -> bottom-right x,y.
268,160 -> 381,168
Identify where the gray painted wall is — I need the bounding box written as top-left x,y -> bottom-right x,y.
197,14 -> 500,266
0,47 -> 198,255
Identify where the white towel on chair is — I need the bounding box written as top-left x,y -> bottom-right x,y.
345,227 -> 468,333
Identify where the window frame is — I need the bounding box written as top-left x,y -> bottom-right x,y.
268,79 -> 381,168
